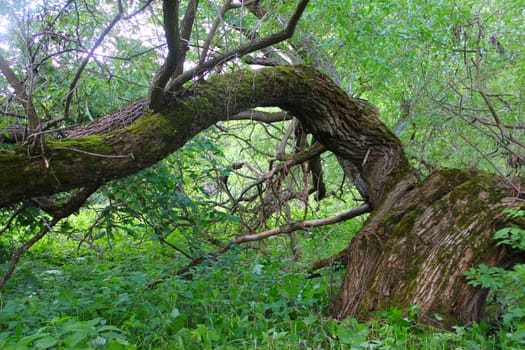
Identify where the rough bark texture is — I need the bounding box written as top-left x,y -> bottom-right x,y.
332,169 -> 525,327
0,66 -> 414,208
1,65 -> 522,326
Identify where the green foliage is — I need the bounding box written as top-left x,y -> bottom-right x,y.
493,209 -> 525,250
0,0 -> 157,125
466,209 -> 525,347
0,236 -> 504,349
301,0 -> 524,176
0,0 -> 524,349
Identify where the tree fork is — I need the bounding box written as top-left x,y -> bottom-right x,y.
2,65 -> 520,327
0,66 -> 414,208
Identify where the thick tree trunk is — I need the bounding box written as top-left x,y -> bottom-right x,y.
332,169 -> 525,327
1,65 -> 523,326
0,66 -> 414,208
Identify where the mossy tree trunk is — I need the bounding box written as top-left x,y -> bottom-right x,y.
0,66 -> 413,207
332,169 -> 525,326
1,66 -> 523,325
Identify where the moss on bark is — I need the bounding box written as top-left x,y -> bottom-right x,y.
333,168 -> 525,327
0,65 -> 412,208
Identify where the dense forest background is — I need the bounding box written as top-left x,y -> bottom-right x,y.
0,0 -> 524,348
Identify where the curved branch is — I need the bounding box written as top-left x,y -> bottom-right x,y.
0,66 -> 415,209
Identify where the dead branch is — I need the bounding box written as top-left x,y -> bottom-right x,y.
0,184 -> 99,289
148,203 -> 370,286
230,143 -> 327,211
209,205 -> 369,262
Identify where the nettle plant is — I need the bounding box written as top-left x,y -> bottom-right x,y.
466,209 -> 525,332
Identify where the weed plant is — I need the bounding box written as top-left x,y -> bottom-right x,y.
0,224 -> 511,349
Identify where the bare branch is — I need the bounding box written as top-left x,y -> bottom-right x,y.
64,7 -> 124,119
93,44 -> 164,61
167,204 -> 370,279
199,0 -> 234,63
166,0 -> 309,91
275,118 -> 297,158
0,54 -> 40,131
475,88 -> 525,151
233,204 -> 370,243
230,143 -> 327,210
264,143 -> 327,178
229,109 -> 291,123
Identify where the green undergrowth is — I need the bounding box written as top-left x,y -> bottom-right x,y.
0,235 -> 505,350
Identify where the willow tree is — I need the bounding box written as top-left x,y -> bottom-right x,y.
0,0 -> 524,327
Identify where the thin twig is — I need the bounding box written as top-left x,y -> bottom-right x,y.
166,0 -> 309,91
64,6 -> 124,118
54,147 -> 134,159
199,0 -> 233,63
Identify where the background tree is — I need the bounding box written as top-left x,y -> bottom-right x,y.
0,0 -> 523,329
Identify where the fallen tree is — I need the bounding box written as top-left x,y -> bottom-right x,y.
0,0 -> 523,327
1,63 -> 523,325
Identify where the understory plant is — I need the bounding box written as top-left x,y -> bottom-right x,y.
466,208 -> 525,347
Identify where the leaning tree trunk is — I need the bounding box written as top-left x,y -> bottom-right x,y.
1,65 -> 523,326
332,169 -> 525,327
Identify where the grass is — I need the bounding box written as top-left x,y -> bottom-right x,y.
0,231 -> 508,349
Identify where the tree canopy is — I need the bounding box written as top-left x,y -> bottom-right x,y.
0,0 -> 524,335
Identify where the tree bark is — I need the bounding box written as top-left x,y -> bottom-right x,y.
1,65 -> 522,326
332,169 -> 525,327
0,66 -> 414,208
